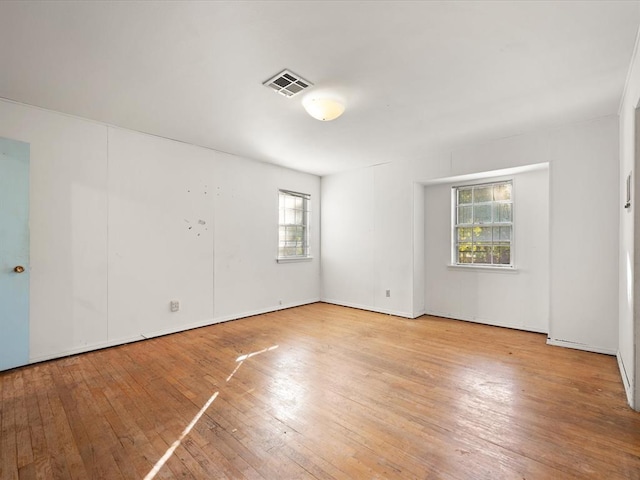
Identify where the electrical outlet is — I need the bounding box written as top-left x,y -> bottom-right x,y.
170,300 -> 180,312
386,290 -> 391,298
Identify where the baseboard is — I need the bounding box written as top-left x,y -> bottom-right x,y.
424,309 -> 548,334
29,336 -> 149,364
617,351 -> 635,409
320,298 -> 414,319
546,338 -> 616,356
213,297 -> 321,324
28,298 -> 321,365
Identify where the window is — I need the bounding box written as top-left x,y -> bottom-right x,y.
453,180 -> 512,266
278,190 -> 310,260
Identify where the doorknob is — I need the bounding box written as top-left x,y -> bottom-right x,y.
14,266 -> 25,273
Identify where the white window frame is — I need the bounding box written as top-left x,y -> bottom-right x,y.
451,180 -> 514,268
277,189 -> 312,263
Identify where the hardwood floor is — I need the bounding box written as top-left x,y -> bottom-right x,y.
1,303 -> 639,479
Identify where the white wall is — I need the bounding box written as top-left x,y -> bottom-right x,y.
214,151 -> 320,321
618,29 -> 640,410
372,163 -> 415,316
412,182 -> 426,316
321,163 -> 422,318
0,98 -> 320,364
107,128 -> 216,342
321,115 -> 619,356
547,119 -> 619,354
321,167 -> 375,310
424,167 -> 549,333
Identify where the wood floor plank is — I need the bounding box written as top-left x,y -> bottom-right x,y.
12,372 -> 33,470
1,367 -> 19,480
98,382 -> 159,477
1,303 -> 640,479
34,370 -> 72,479
21,367 -> 53,480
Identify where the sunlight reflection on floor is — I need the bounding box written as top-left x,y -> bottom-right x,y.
143,391 -> 219,480
143,344 -> 279,479
269,348 -> 307,419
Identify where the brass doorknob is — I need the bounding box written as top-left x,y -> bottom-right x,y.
14,266 -> 25,273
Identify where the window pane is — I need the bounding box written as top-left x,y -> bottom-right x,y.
473,245 -> 491,264
284,227 -> 296,241
457,205 -> 472,224
458,244 -> 473,263
473,226 -> 492,242
473,186 -> 492,203
285,208 -> 296,224
295,209 -> 303,224
493,183 -> 512,201
457,227 -> 473,242
494,226 -> 511,241
492,245 -> 511,264
285,196 -> 296,209
473,205 -> 492,223
493,203 -> 512,223
458,188 -> 472,205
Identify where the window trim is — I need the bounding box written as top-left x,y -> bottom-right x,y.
277,189 -> 312,262
451,179 -> 515,269
276,256 -> 314,264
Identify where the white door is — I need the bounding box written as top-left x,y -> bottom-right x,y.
0,137 -> 30,371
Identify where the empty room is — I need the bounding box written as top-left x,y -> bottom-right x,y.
1,1 -> 640,478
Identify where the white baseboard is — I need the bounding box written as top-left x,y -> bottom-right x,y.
320,298 -> 414,319
28,298 -> 321,365
29,336 -> 147,364
424,309 -> 548,334
617,351 -> 635,409
546,338 -> 616,356
213,297 -> 321,324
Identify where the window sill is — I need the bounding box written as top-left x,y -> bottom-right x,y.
277,256 -> 314,264
448,264 -> 518,272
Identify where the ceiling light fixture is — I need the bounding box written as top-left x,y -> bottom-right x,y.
302,96 -> 345,121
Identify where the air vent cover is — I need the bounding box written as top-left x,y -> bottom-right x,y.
263,69 -> 313,98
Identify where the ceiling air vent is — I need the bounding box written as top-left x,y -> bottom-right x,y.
263,69 -> 313,98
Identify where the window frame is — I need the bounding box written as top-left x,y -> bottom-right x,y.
451,179 -> 514,268
277,189 -> 312,263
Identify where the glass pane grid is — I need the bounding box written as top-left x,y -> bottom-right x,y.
278,190 -> 310,258
453,181 -> 512,266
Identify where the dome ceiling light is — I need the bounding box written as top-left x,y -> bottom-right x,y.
302,96 -> 345,122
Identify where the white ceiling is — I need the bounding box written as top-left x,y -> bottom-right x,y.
0,1 -> 638,176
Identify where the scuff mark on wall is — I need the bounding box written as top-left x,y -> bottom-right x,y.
183,184 -> 212,239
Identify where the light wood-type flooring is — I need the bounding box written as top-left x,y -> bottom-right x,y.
1,303 -> 639,479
